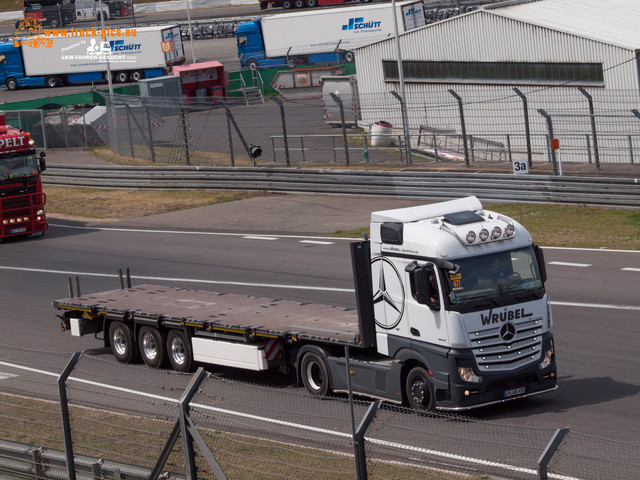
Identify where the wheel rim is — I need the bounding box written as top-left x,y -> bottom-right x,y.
410,377 -> 430,408
170,337 -> 186,365
112,328 -> 127,356
142,332 -> 158,360
305,361 -> 323,392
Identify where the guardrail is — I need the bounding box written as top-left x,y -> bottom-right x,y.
42,165 -> 640,208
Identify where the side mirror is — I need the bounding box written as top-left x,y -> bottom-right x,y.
405,262 -> 440,311
533,244 -> 547,283
39,151 -> 46,172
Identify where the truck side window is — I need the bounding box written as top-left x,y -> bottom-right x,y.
406,262 -> 440,311
238,36 -> 248,46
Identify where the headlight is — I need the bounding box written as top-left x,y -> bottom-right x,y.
458,367 -> 482,383
36,209 -> 45,215
539,347 -> 554,369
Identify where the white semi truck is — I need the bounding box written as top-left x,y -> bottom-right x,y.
54,197 -> 557,411
237,0 -> 426,69
0,25 -> 184,90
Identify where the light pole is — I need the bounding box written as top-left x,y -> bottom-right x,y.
185,0 -> 197,63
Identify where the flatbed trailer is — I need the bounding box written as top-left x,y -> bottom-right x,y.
55,198 -> 557,411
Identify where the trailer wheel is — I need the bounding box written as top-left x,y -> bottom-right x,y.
300,352 -> 331,396
130,70 -> 143,82
405,366 -> 435,410
305,0 -> 317,6
167,330 -> 195,373
115,71 -> 129,83
294,0 -> 305,7
109,321 -> 137,364
138,327 -> 167,369
282,0 -> 294,8
6,78 -> 18,91
45,76 -> 59,88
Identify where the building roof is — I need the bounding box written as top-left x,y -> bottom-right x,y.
485,0 -> 640,50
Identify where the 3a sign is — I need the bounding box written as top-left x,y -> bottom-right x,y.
512,159 -> 529,175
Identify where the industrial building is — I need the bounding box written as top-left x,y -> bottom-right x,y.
353,0 -> 640,168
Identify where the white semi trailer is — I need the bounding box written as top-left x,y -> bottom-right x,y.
0,25 -> 184,89
55,197 -> 557,411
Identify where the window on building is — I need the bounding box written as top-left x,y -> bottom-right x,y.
382,61 -> 604,86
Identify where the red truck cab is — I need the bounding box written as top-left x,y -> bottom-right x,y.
0,113 -> 48,240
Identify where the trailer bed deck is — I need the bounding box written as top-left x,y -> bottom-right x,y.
54,285 -> 362,345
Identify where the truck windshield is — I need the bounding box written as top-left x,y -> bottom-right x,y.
445,246 -> 543,305
0,154 -> 39,180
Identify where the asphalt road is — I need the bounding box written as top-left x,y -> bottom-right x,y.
0,201 -> 639,450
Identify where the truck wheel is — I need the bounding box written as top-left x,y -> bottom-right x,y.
45,76 -> 58,88
115,71 -> 129,83
167,330 -> 195,373
300,352 -> 331,396
138,327 -> 167,369
109,321 -> 137,364
294,0 -> 305,7
405,366 -> 435,410
305,0 -> 317,6
282,0 -> 294,8
6,78 -> 18,91
345,51 -> 355,63
246,58 -> 259,70
130,70 -> 143,82
50,18 -> 60,28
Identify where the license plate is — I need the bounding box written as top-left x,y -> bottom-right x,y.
9,227 -> 27,234
504,386 -> 526,398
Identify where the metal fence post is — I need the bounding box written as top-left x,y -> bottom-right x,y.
40,109 -> 47,151
226,111 -> 234,167
124,105 -> 135,159
513,87 -> 533,168
578,87 -> 600,170
538,109 -> 559,176
448,89 -> 470,167
538,427 -> 569,480
273,98 -> 290,167
180,107 -> 191,166
58,351 -> 82,480
143,104 -> 156,163
330,93 -> 350,166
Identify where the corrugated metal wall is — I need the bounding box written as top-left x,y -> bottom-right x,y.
353,11 -> 640,164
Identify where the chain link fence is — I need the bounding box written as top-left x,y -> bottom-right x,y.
4,87 -> 640,177
1,344 -> 639,480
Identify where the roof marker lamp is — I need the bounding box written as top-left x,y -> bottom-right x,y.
491,226 -> 502,239
466,231 -> 476,244
479,228 -> 489,241
504,224 -> 515,237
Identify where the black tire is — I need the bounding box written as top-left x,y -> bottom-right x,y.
294,0 -> 305,7
405,366 -> 435,410
306,0 -> 317,6
6,78 -> 18,91
246,58 -> 259,70
50,18 -> 60,28
166,330 -> 194,373
344,51 -> 355,63
108,321 -> 137,364
115,71 -> 129,83
138,326 -> 167,369
300,352 -> 331,396
45,76 -> 58,88
130,70 -> 143,82
282,0 -> 294,8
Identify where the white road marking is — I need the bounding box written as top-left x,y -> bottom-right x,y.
621,267 -> 640,272
48,224 -> 353,241
0,266 -> 353,293
0,359 -> 579,480
0,372 -> 17,380
243,236 -> 278,241
548,261 -> 591,267
299,240 -> 334,245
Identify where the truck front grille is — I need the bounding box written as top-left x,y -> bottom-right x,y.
468,316 -> 544,372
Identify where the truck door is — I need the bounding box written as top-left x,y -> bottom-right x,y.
404,263 -> 448,349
